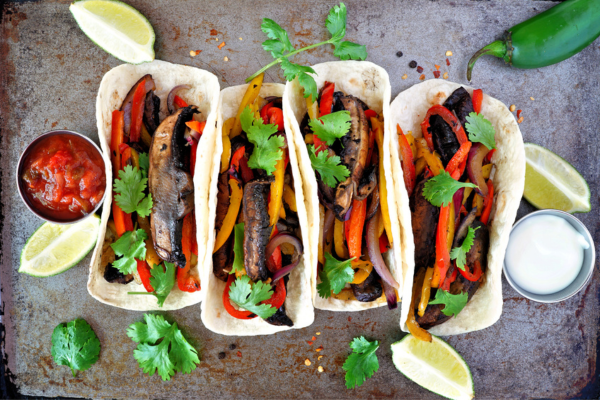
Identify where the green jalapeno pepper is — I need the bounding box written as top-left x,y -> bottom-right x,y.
467,0 -> 600,81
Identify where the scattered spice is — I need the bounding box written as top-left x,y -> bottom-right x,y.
409,60 -> 417,68
210,29 -> 218,36
396,51 -> 403,57
348,317 -> 352,322
510,104 -> 516,112
218,41 -> 226,50
224,56 -> 229,62
239,37 -> 243,40
305,359 -> 311,366
419,74 -> 425,80
316,332 -> 321,336
316,346 -> 324,352
530,97 -> 535,101
307,341 -> 313,345
318,355 -> 323,361
518,116 -> 524,124
446,58 -> 451,66
443,72 -> 449,79
215,37 -> 219,41
433,70 -> 441,79
401,74 -> 408,80
236,351 -> 242,358
434,64 -> 441,70
311,336 -> 317,341
318,366 -> 324,373
517,109 -> 522,118
416,66 -> 424,73
446,50 -> 453,56
218,352 -> 226,360
229,344 -> 237,350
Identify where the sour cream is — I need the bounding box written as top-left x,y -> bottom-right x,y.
504,215 -> 590,295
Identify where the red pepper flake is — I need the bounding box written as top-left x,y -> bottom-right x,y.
307,341 -> 313,345
210,29 -> 218,36
311,336 -> 317,341
433,71 -> 441,79
316,345 -> 324,352
446,58 -> 451,66
416,66 -> 424,73
218,41 -> 226,50
348,317 -> 352,322
517,110 -> 522,118
236,351 -> 242,358
434,64 -> 440,71
419,74 -> 426,80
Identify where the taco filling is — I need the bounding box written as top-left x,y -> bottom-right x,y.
101,75 -> 202,307
301,81 -> 399,309
400,87 -> 496,342
213,74 -> 304,326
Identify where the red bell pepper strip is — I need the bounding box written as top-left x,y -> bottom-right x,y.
267,107 -> 284,131
260,102 -> 274,121
435,204 -> 451,289
445,141 -> 472,175
346,198 -> 367,259
397,124 -> 416,197
420,105 -> 469,150
486,149 -> 496,162
480,179 -> 494,225
239,156 -> 254,183
110,110 -> 125,174
458,157 -> 468,177
129,81 -> 146,143
137,259 -> 154,292
174,95 -> 188,108
379,233 -> 390,254
178,213 -> 201,292
365,127 -> 377,166
319,82 -> 335,117
261,278 -> 286,310
472,89 -> 483,114
459,260 -> 483,282
440,264 -> 459,291
223,274 -> 256,320
364,109 -> 378,120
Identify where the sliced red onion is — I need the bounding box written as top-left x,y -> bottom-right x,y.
122,102 -> 132,136
453,187 -> 464,218
167,84 -> 191,114
366,212 -> 400,293
381,279 -> 398,310
344,206 -> 353,221
266,233 -> 304,283
467,143 -> 489,197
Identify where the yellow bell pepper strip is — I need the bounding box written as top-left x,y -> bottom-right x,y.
137,215 -> 161,268
350,259 -> 374,285
305,134 -> 314,144
474,193 -> 484,216
279,204 -> 286,219
372,117 -> 393,244
305,95 -> 319,120
221,135 -> 232,174
462,182 -> 474,206
407,268 -> 432,342
318,204 -> 325,265
482,163 -> 493,179
446,200 -> 455,251
415,157 -> 427,177
231,73 -> 264,138
140,123 -> 153,149
282,184 -> 297,212
213,179 -> 243,254
268,155 -> 286,228
346,198 -> 367,259
332,288 -> 356,301
334,219 -> 349,259
405,132 -> 417,159
418,267 -> 435,317
415,138 -> 444,176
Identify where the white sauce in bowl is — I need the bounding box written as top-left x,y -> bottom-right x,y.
505,215 -> 590,295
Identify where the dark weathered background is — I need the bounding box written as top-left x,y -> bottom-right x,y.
1,0 -> 599,398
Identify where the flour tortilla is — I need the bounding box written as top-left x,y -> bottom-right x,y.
283,60 -> 405,311
89,60 -> 220,310
200,83 -> 314,335
391,80 -> 525,335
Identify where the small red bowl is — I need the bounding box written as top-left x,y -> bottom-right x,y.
16,130 -> 107,224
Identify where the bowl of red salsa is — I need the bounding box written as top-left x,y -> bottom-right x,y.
17,130 -> 107,224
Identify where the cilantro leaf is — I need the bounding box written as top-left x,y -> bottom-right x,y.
343,336 -> 380,389
113,165 -> 153,217
465,112 -> 496,150
422,170 -> 477,207
228,275 -> 277,319
280,59 -> 318,100
127,314 -> 200,381
240,106 -> 284,175
261,18 -> 294,57
316,252 -> 355,298
326,2 -> 347,42
149,262 -> 176,307
450,226 -> 480,271
429,290 -> 469,317
334,41 -> 368,61
138,152 -> 149,178
309,111 -> 351,146
51,318 -> 100,377
111,229 -> 147,275
229,223 -> 245,275
308,145 -> 350,188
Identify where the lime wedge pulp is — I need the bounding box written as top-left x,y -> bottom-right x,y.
391,334 -> 474,400
524,143 -> 590,213
69,0 -> 155,64
19,214 -> 101,277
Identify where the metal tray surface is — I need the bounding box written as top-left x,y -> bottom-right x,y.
1,0 -> 598,398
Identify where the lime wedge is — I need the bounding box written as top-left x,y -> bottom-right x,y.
69,0 -> 155,64
19,215 -> 101,277
524,143 -> 590,213
391,334 -> 474,400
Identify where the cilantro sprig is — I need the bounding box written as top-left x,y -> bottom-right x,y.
229,223 -> 245,275
114,165 -> 153,217
246,2 -> 367,100
317,252 -> 355,298
228,275 -> 277,319
308,145 -> 350,188
422,171 -> 477,207
309,111 -> 351,146
240,106 -> 284,175
465,112 -> 496,150
110,229 -> 147,275
450,226 -> 480,271
429,290 -> 468,317
128,262 -> 176,307
343,336 -> 380,389
138,152 -> 149,178
51,318 -> 101,377
127,313 -> 200,381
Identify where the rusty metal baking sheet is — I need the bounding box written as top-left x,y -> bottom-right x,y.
1,0 -> 599,398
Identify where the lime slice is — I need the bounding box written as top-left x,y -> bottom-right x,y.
391,334 -> 474,400
69,0 -> 155,64
19,215 -> 101,277
524,143 -> 590,213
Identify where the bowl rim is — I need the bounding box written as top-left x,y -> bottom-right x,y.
503,209 -> 596,303
16,129 -> 107,225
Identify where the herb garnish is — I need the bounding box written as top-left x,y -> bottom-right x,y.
229,223 -> 245,275
309,111 -> 351,146
129,262 -> 176,307
240,106 -> 284,175
450,226 -> 480,271
110,229 -> 147,275
343,336 -> 380,389
317,252 -> 355,298
465,112 -> 496,150
428,290 -> 469,317
228,275 -> 277,319
113,165 -> 153,217
308,145 -> 350,188
422,171 -> 477,207
51,318 -> 101,377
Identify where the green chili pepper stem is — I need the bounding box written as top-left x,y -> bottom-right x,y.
466,40 -> 507,82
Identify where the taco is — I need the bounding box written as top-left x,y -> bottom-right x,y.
389,80 -> 525,339
89,60 -> 219,310
201,75 -> 314,335
284,61 -> 405,311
